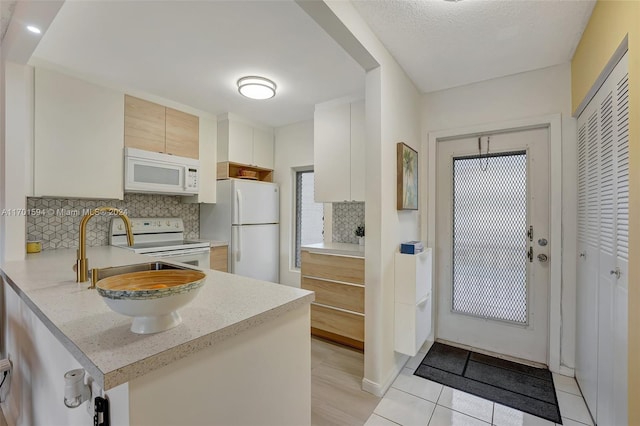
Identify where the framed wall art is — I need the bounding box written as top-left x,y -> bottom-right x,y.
397,142 -> 418,210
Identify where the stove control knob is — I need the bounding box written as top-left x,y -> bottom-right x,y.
117,224 -> 123,230
166,221 -> 171,226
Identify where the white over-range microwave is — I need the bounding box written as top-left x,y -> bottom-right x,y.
124,148 -> 199,195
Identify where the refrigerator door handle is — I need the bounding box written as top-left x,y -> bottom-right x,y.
236,188 -> 243,224
235,226 -> 241,262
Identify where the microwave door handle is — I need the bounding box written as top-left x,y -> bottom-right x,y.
182,167 -> 187,190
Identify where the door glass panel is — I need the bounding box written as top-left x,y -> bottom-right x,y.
452,152 -> 528,324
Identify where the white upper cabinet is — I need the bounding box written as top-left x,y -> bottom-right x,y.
183,116 -> 217,204
252,127 -> 275,170
224,118 -> 253,166
217,113 -> 274,169
313,99 -> 365,202
34,68 -> 124,199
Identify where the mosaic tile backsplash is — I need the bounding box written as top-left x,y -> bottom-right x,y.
332,202 -> 365,244
27,194 -> 199,250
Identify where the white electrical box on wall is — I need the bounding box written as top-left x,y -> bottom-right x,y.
394,249 -> 432,356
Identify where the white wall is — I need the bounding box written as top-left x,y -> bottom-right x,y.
421,63 -> 577,370
129,306 -> 310,426
1,47 -> 5,265
318,0 -> 423,396
273,120 -> 314,287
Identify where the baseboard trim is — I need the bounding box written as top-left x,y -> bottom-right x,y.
362,355 -> 408,397
553,365 -> 575,377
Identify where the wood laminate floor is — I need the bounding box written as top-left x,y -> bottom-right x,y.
311,336 -> 380,425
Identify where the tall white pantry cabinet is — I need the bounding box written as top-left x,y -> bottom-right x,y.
575,52 -> 628,426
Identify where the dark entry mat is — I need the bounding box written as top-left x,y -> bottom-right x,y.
414,342 -> 562,424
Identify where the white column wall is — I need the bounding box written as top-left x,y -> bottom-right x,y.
421,63 -> 577,370
1,49 -> 6,265
273,120 -> 314,287
322,1 -> 423,396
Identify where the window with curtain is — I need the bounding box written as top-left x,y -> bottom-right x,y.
295,170 -> 324,268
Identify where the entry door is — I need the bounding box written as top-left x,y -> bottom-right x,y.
436,127 -> 550,364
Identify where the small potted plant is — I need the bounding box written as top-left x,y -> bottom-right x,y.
355,225 -> 365,246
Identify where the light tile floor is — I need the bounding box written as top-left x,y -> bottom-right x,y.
365,345 -> 595,426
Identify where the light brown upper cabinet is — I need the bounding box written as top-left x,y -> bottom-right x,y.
165,107 -> 199,159
125,95 -> 199,159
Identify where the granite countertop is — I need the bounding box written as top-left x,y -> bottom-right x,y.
193,239 -> 228,247
301,242 -> 364,258
0,246 -> 313,390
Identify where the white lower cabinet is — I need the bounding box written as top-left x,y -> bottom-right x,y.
394,249 -> 432,356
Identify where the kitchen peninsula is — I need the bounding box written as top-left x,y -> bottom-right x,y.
1,246 -> 313,425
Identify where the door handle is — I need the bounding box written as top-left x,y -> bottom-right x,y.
610,267 -> 621,279
236,189 -> 243,224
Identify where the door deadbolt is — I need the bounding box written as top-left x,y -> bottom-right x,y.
537,254 -> 548,263
538,238 -> 548,247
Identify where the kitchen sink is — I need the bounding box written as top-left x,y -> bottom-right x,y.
91,261 -> 198,282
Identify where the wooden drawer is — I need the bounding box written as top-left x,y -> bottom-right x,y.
302,277 -> 364,314
210,246 -> 228,272
301,251 -> 364,284
310,304 -> 364,343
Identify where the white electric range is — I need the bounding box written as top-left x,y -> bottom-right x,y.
109,217 -> 210,269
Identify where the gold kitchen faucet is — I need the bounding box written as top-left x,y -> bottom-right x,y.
76,207 -> 134,284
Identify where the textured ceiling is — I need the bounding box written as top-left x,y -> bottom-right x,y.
352,0 -> 596,93
17,0 -> 596,125
31,1 -> 365,128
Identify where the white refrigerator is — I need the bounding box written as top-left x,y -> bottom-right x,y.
200,179 -> 279,283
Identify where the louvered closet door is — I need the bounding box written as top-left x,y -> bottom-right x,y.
597,85 -> 616,426
575,51 -> 628,426
611,62 -> 629,426
575,109 -> 598,416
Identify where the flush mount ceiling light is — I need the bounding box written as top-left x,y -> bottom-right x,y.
26,25 -> 42,34
237,76 -> 277,100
